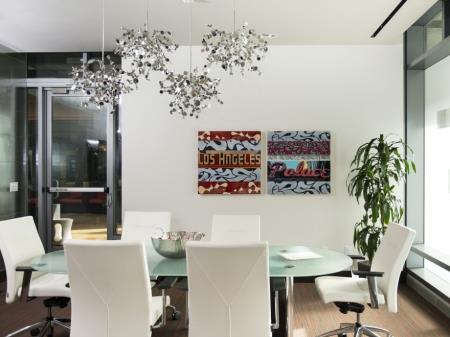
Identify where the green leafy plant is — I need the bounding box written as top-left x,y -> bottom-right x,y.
347,134 -> 415,262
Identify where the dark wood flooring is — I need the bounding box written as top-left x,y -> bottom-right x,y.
1,282 -> 449,337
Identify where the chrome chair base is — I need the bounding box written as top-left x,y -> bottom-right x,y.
317,322 -> 392,337
5,301 -> 70,337
6,318 -> 70,337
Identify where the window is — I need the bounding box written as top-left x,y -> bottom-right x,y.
424,56 -> 450,284
405,0 -> 450,299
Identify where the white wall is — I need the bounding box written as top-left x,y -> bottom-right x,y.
122,45 -> 403,252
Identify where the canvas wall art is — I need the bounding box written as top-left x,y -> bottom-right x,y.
267,131 -> 331,195
198,131 -> 262,194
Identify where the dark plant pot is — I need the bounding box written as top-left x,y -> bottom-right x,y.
357,260 -> 371,278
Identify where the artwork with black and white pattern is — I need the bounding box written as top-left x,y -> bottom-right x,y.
267,131 -> 331,195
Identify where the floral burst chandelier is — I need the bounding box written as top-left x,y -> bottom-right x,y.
201,22 -> 274,75
71,56 -> 135,109
115,25 -> 178,83
71,0 -> 135,110
159,1 -> 223,118
159,68 -> 222,118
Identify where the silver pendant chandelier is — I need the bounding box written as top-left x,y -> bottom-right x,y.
71,56 -> 134,109
159,1 -> 222,118
159,68 -> 222,118
114,1 -> 178,84
71,0 -> 132,110
201,0 -> 274,75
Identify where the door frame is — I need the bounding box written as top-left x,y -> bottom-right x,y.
28,80 -> 119,250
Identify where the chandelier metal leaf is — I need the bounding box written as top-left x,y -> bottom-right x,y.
159,68 -> 222,118
71,56 -> 135,109
115,26 -> 178,82
201,22 -> 274,75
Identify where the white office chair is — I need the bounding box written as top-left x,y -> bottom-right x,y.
122,211 -> 171,243
52,204 -> 73,245
315,223 -> 416,337
186,241 -> 273,337
65,240 -> 170,337
179,214 -> 262,326
122,211 -> 180,322
211,214 -> 261,242
53,218 -> 73,245
0,216 -> 71,337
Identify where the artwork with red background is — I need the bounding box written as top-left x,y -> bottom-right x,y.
198,131 -> 262,194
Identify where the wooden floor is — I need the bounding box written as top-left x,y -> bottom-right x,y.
1,282 -> 449,337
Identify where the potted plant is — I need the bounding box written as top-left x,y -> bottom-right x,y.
347,134 -> 415,267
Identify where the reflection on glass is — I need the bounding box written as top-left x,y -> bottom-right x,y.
0,53 -> 27,221
52,195 -> 107,244
426,11 -> 443,51
52,97 -> 107,187
27,88 -> 38,222
27,53 -> 83,78
51,96 -> 107,242
115,110 -> 122,236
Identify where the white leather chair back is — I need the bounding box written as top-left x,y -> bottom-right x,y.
122,211 -> 171,242
65,240 -> 152,337
122,211 -> 171,258
186,241 -> 271,337
211,215 -> 260,242
371,223 -> 416,313
0,216 -> 45,304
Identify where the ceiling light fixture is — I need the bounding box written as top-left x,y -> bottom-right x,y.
159,1 -> 222,118
114,0 -> 178,84
201,0 -> 275,75
71,0 -> 133,109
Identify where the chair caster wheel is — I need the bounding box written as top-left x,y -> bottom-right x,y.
172,310 -> 181,320
30,328 -> 40,336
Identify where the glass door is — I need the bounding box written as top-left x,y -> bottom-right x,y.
45,89 -> 115,248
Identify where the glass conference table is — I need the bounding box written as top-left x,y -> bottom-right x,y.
26,245 -> 352,337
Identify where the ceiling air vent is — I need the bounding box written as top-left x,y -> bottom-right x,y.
371,0 -> 408,38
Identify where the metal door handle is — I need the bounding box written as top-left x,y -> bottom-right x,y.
47,187 -> 108,193
107,194 -> 113,208
53,179 -> 60,198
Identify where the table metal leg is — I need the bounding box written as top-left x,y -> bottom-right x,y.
20,269 -> 33,302
286,276 -> 294,337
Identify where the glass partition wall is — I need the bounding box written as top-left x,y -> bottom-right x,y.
0,52 -> 122,257
0,54 -> 28,220
41,87 -> 121,248
46,93 -> 109,244
405,0 -> 450,304
0,52 -> 29,272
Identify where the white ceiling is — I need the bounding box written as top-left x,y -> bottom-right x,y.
0,0 -> 437,52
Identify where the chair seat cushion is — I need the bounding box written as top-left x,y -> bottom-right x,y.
150,295 -> 170,326
27,273 -> 71,298
315,276 -> 385,306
